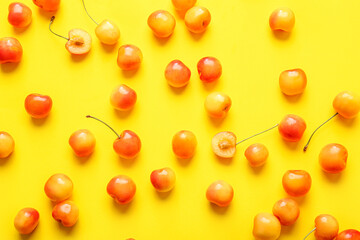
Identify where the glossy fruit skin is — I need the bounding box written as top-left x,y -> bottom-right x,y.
336,229 -> 360,240
65,29 -> 92,55
107,175 -> 136,204
52,201 -> 79,227
172,0 -> 196,11
333,91 -> 360,119
206,180 -> 234,207
172,130 -> 197,159
117,45 -> 142,71
147,10 -> 176,38
14,208 -> 39,234
69,129 -> 96,157
24,93 -> 52,119
113,130 -> 141,159
150,167 -> 176,192
184,6 -> 211,33
0,37 -> 23,64
44,174 -> 73,202
211,131 -> 237,158
245,143 -> 269,167
269,7 -> 295,32
95,19 -> 120,45
253,213 -> 281,240
315,214 -> 339,240
279,68 -> 307,96
110,84 -> 137,111
282,170 -> 311,197
204,92 -> 232,119
0,132 -> 15,159
278,114 -> 306,142
32,0 -> 60,12
165,60 -> 191,88
319,143 -> 348,173
8,3 -> 32,28
272,198 -> 300,226
197,57 -> 222,83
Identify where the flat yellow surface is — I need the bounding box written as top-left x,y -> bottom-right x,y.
1,0 -> 360,239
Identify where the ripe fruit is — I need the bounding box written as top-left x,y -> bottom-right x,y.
269,7 -> 295,32
184,6 -> 211,33
33,0 -> 60,12
44,174 -> 73,202
172,130 -> 197,159
253,213 -> 281,240
69,129 -> 96,157
117,45 -> 143,71
337,230 -> 360,240
24,93 -> 52,119
172,0 -> 196,11
206,180 -> 234,207
304,214 -> 339,240
107,175 -> 136,204
319,143 -> 348,173
87,115 -> 141,159
110,84 -> 137,111
147,10 -> 176,38
278,114 -> 306,142
52,201 -> 79,227
165,60 -> 191,88
279,68 -> 307,96
0,132 -> 15,159
197,57 -> 222,83
0,37 -> 23,64
272,198 -> 300,226
245,143 -> 269,167
14,208 -> 39,234
204,92 -> 232,119
8,2 -> 32,28
150,167 -> 176,192
95,20 -> 120,45
282,170 -> 311,197
211,131 -> 237,158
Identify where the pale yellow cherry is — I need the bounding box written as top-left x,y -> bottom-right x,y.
95,19 -> 120,45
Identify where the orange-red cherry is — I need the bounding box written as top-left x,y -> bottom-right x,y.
197,57 -> 222,83
44,173 -> 73,202
278,114 -> 306,142
0,132 -> 15,159
110,84 -> 137,111
52,201 -> 79,227
269,7 -> 295,32
69,129 -> 96,157
33,0 -> 60,12
184,6 -> 211,33
319,143 -> 348,174
245,143 -> 269,167
333,91 -> 360,119
117,45 -> 143,71
147,10 -> 176,38
337,230 -> 360,240
8,2 -> 32,28
279,68 -> 307,96
150,167 -> 176,192
14,208 -> 39,234
272,198 -> 300,226
282,170 -> 311,197
107,175 -> 136,204
206,180 -> 234,207
172,130 -> 197,159
0,37 -> 23,64
24,93 -> 52,119
253,212 -> 281,240
165,60 -> 191,88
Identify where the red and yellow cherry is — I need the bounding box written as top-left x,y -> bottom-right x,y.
86,116 -> 141,159
337,230 -> 360,240
25,93 -> 52,119
150,167 -> 176,192
117,45 -> 143,71
172,130 -> 197,159
0,37 -> 23,64
279,68 -> 307,96
148,10 -> 176,38
110,84 -> 137,111
304,214 -> 339,240
253,213 -> 281,240
172,0 -> 196,11
165,60 -> 191,88
107,175 -> 136,204
69,129 -> 96,157
211,131 -> 237,158
278,114 -> 306,142
245,143 -> 269,167
52,200 -> 79,227
33,0 -> 60,12
272,198 -> 300,226
14,208 -> 39,234
319,143 -> 347,173
8,2 -> 32,28
269,7 -> 295,32
184,6 -> 211,33
49,16 -> 92,55
197,57 -> 222,83
0,132 -> 15,159
44,173 -> 73,202
282,170 -> 311,197
204,92 -> 231,119
206,180 -> 234,207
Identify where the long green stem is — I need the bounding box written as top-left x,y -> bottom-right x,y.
49,16 -> 69,41
86,115 -> 120,138
236,123 -> 279,145
303,227 -> 316,239
82,0 -> 99,25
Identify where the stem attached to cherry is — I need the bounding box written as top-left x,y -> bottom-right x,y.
86,115 -> 120,139
236,123 -> 279,145
303,227 -> 316,240
303,112 -> 339,152
81,0 -> 99,25
49,16 -> 69,41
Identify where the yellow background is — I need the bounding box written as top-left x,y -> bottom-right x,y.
1,0 -> 360,239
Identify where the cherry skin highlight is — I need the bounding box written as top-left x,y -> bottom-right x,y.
110,84 -> 137,111
245,143 -> 269,167
8,2 -> 32,28
204,92 -> 232,119
206,180 -> 234,207
336,229 -> 360,240
147,10 -> 176,38
185,6 -> 211,33
14,208 -> 39,234
172,130 -> 197,159
44,173 -> 73,202
278,114 -> 306,142
319,143 -> 348,173
272,198 -> 300,226
150,167 -> 176,192
69,129 -> 96,157
252,213 -> 281,240
269,7 -> 295,32
165,60 -> 191,88
52,201 -> 79,227
0,37 -> 23,64
117,45 -> 143,71
279,68 -> 307,96
282,170 -> 311,197
25,93 -> 52,119
107,175 -> 136,204
197,57 -> 222,83
0,132 -> 15,159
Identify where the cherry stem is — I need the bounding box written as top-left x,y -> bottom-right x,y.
303,227 -> 316,240
303,112 -> 339,152
82,0 -> 99,25
49,16 -> 69,41
236,123 -> 279,145
86,115 -> 120,139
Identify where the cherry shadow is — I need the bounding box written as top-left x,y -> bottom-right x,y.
282,139 -> 300,151
121,69 -> 139,78
154,190 -> 173,200
12,26 -> 30,35
112,199 -> 133,213
322,171 -> 342,183
271,29 -> 291,40
176,156 -> 192,167
1,62 -> 20,73
202,80 -> 218,91
57,221 -> 75,234
30,117 -> 49,126
281,92 -> 303,103
208,117 -> 226,128
0,153 -> 13,166
247,163 -> 265,175
72,154 -> 92,165
290,195 -> 307,205
188,31 -> 206,42
216,155 -> 233,165
209,203 -> 229,215
71,54 -> 88,63
338,115 -> 357,128
281,224 -> 296,235
118,155 -> 138,168
113,108 -> 133,119
100,42 -> 118,53
168,84 -> 188,95
151,33 -> 172,46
